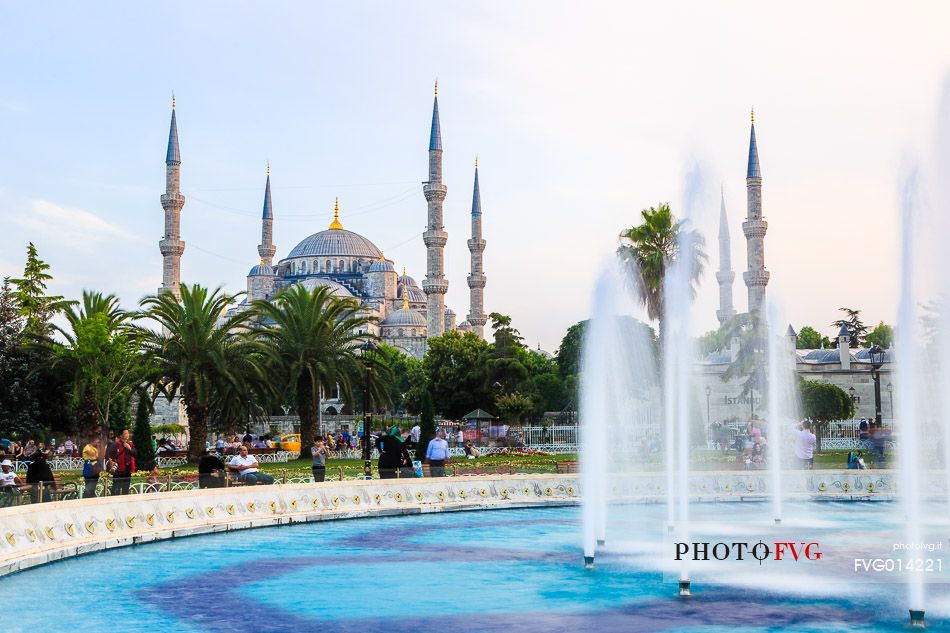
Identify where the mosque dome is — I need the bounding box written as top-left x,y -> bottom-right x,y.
286,198 -> 383,260
398,271 -> 420,288
381,307 -> 427,328
397,283 -> 426,303
287,229 -> 382,260
297,277 -> 354,299
368,258 -> 396,273
248,264 -> 274,277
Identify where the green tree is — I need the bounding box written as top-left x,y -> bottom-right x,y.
495,391 -> 535,426
556,320 -> 587,379
376,344 -> 425,414
10,242 -> 68,337
0,278 -> 41,439
132,394 -> 157,471
696,328 -> 727,356
720,312 -> 766,405
617,203 -> 707,340
415,389 -> 436,461
832,308 -> 868,349
141,285 -> 259,461
865,322 -> 894,348
50,292 -> 145,435
253,284 -> 378,452
796,325 -> 832,349
799,380 -> 855,452
423,330 -> 491,419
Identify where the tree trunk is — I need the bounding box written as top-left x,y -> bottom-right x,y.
184,395 -> 209,463
296,380 -> 317,457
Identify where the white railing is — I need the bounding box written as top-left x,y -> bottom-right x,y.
522,425 -> 579,446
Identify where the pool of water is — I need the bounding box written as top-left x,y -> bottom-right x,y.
0,502 -> 947,632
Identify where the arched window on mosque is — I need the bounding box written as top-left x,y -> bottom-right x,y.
338,259 -> 345,272
290,262 -> 296,275
313,260 -> 319,273
398,328 -> 404,337
326,259 -> 332,273
302,261 -> 309,274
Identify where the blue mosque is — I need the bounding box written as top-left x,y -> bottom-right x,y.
157,84 -> 487,360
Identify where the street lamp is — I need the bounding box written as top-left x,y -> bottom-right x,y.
867,344 -> 885,426
705,385 -> 712,426
886,382 -> 893,419
360,339 -> 378,479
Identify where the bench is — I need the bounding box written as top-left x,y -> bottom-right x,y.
555,461 -> 578,474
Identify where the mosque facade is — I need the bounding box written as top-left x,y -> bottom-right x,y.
157,84 -> 487,361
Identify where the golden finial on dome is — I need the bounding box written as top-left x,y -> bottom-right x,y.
434,79 -> 438,96
403,292 -> 409,310
750,107 -> 754,124
266,160 -> 270,176
172,93 -> 176,110
402,266 -> 407,277
329,197 -> 343,230
475,154 -> 478,169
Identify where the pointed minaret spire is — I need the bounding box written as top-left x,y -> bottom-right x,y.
466,157 -> 487,338
159,96 -> 185,300
742,108 -> 769,315
257,162 -> 276,267
423,81 -> 448,340
715,186 -> 736,326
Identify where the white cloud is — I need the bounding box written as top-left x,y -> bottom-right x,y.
10,199 -> 141,252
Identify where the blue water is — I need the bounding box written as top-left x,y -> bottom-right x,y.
0,503 -> 945,632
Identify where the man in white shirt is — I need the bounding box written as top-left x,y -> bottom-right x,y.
425,431 -> 451,477
0,459 -> 23,501
228,445 -> 275,485
457,428 -> 464,448
793,421 -> 817,470
410,424 -> 421,447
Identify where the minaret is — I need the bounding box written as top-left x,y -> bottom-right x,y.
715,186 -> 736,326
257,161 -> 276,267
159,95 -> 185,300
742,109 -> 769,315
422,80 -> 448,338
466,157 -> 487,338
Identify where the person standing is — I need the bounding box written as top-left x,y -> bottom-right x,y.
426,430 -> 450,477
456,428 -> 464,449
227,445 -> 275,485
105,429 -> 136,495
792,421 -> 817,470
311,438 -> 330,482
25,451 -> 56,503
81,437 -> 102,499
409,424 -> 421,450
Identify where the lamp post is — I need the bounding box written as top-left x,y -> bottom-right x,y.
360,340 -> 378,479
868,344 -> 885,426
886,382 -> 893,419
705,385 -> 711,426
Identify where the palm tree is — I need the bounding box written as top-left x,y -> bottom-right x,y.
618,203 -> 707,341
252,284 -> 379,451
140,284 -> 259,461
50,291 -> 143,434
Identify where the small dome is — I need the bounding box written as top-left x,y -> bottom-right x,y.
854,347 -> 894,363
381,308 -> 427,328
368,258 -> 395,273
445,308 -> 455,315
248,264 -> 275,277
457,320 -> 472,330
398,272 -> 420,288
297,277 -> 354,299
801,349 -> 851,364
398,284 -> 426,303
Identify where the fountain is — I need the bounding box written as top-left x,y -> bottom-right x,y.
765,299 -> 797,525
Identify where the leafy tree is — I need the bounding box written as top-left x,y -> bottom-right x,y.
799,380 -> 855,452
720,312 -> 766,404
796,325 -> 832,350
10,242 -> 68,337
376,344 -> 425,414
865,322 -> 894,348
253,284 -> 379,452
495,391 -> 535,425
141,285 -> 259,461
617,203 -> 707,341
50,292 -> 145,435
132,394 -> 157,471
556,320 -> 587,379
0,278 -> 41,439
532,371 -> 567,412
696,328 -> 727,356
423,330 -> 491,419
831,307 -> 868,349
415,389 -> 436,461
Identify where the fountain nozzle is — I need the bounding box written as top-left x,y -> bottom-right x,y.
774,518 -> 782,525
909,609 -> 925,628
667,524 -> 675,534
596,539 -> 606,547
678,580 -> 691,597
584,556 -> 595,569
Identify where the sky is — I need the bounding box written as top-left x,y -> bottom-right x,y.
1,1 -> 949,352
